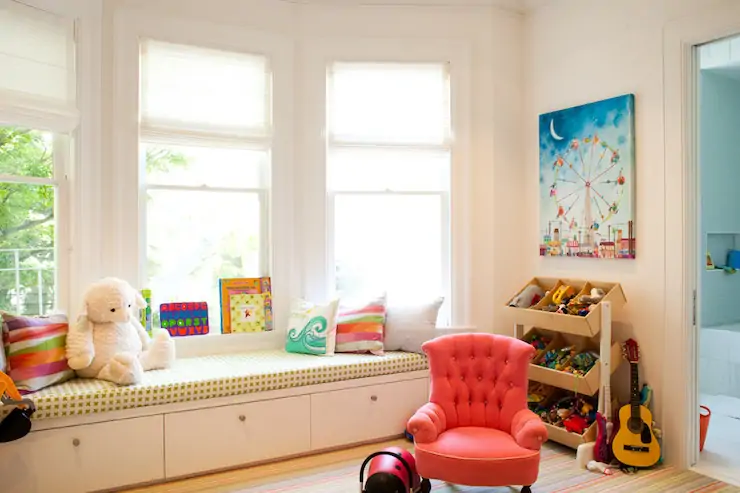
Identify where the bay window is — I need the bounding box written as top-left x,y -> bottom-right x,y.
139,40 -> 272,333
326,62 -> 453,321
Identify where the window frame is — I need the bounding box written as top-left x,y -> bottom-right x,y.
300,37 -> 472,326
112,9 -> 294,354
326,61 -> 453,316
138,39 -> 274,318
0,0 -> 102,318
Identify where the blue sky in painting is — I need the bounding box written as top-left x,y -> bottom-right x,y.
539,94 -> 633,162
538,94 -> 635,244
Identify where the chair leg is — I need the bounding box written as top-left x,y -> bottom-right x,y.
521,486 -> 532,493
419,478 -> 432,493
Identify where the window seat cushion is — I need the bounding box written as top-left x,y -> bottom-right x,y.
8,350 -> 427,420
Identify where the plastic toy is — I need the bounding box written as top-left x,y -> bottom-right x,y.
0,371 -> 35,443
140,288 -> 152,334
539,346 -> 574,370
563,351 -> 599,375
509,284 -> 545,308
359,447 -> 430,493
564,414 -> 589,434
551,285 -> 576,305
160,301 -> 210,336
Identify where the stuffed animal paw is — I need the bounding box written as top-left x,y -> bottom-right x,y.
98,352 -> 145,386
140,329 -> 176,371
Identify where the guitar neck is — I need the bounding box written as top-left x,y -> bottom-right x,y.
629,362 -> 640,419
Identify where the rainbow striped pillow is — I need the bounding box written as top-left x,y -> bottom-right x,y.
335,296 -> 386,355
2,312 -> 74,393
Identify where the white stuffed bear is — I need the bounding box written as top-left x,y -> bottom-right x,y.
65,277 -> 175,385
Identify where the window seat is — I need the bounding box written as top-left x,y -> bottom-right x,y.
20,350 -> 428,420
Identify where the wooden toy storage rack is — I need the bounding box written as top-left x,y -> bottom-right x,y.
507,277 -> 626,449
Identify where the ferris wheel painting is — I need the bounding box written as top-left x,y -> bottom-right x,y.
539,94 -> 636,259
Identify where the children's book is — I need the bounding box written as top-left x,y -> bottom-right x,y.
219,277 -> 273,334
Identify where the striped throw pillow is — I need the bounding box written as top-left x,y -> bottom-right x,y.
2,312 -> 74,393
335,296 -> 386,355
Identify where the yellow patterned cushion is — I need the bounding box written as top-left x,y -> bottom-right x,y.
6,350 -> 427,420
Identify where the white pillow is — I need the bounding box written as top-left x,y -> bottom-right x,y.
285,298 -> 339,356
384,298 -> 444,354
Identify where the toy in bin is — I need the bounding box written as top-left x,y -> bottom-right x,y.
360,447 -> 431,493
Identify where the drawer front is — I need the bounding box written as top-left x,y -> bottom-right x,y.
0,415 -> 164,493
310,378 -> 428,450
165,395 -> 311,478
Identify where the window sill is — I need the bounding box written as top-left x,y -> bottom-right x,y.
173,330 -> 283,358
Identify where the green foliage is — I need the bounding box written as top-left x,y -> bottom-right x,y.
0,130 -> 187,315
0,128 -> 55,314
1,130 -> 260,318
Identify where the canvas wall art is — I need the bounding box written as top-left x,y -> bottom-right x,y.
539,94 -> 636,259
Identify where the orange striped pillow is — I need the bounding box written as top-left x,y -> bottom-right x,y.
335,297 -> 386,355
2,312 -> 74,393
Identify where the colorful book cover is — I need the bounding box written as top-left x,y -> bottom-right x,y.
219,277 -> 273,334
160,302 -> 209,336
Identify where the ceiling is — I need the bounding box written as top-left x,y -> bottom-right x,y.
288,0 -> 550,13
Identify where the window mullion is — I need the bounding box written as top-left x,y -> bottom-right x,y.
53,134 -> 70,314
328,139 -> 450,152
440,191 -> 451,325
259,189 -> 271,277
145,183 -> 267,194
0,174 -> 57,186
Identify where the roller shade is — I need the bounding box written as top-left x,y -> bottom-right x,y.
140,39 -> 271,138
0,0 -> 75,107
328,62 -> 450,145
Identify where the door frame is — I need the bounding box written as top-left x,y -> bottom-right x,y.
663,0 -> 740,470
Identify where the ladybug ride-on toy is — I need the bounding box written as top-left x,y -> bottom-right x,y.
359,447 -> 431,493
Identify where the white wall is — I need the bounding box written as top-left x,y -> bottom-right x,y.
524,0 -> 727,463
103,0 -> 524,333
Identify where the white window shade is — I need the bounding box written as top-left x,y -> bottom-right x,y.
0,1 -> 75,106
328,62 -> 450,145
140,40 -> 270,138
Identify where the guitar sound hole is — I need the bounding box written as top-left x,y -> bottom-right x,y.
628,417 -> 643,434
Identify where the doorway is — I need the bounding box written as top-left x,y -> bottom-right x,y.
696,34 -> 740,486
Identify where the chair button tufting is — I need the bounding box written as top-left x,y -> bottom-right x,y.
505,359 -> 509,364
460,376 -> 464,380
478,376 -> 482,381
509,382 -> 514,388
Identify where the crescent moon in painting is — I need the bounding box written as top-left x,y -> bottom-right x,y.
550,119 -> 564,141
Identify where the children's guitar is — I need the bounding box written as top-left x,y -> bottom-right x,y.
611,339 -> 661,468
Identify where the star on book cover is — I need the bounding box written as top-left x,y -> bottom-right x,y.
219,277 -> 273,333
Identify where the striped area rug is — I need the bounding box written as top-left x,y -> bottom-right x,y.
238,443 -> 740,493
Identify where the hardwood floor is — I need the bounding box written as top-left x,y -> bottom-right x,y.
123,439 -> 408,493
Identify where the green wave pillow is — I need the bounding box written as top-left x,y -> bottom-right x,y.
285,299 -> 339,356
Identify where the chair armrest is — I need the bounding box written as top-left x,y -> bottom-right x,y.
511,408 -> 548,451
407,403 -> 447,444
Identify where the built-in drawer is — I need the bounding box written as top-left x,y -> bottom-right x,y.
164,395 -> 311,478
0,415 -> 164,493
310,377 -> 428,450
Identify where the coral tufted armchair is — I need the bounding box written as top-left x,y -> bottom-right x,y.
407,333 -> 547,493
